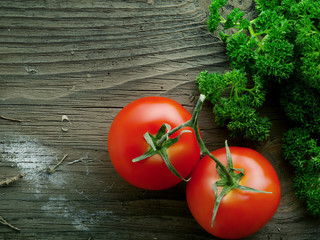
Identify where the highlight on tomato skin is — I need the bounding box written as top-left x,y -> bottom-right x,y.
108,96 -> 201,190
186,146 -> 281,239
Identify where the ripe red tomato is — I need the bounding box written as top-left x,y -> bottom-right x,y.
108,96 -> 200,190
186,146 -> 281,239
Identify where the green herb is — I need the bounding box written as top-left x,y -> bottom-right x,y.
198,0 -> 296,142
197,69 -> 270,141
282,127 -> 320,216
200,0 -> 320,216
281,80 -> 320,135
209,0 -> 295,81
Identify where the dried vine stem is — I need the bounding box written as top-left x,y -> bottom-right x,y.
0,115 -> 28,122
0,174 -> 23,230
0,216 -> 20,231
44,154 -> 68,174
0,174 -> 24,187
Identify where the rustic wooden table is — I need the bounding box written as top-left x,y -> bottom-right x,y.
1,0 -> 319,239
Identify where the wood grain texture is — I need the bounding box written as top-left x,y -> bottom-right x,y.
0,0 -> 319,239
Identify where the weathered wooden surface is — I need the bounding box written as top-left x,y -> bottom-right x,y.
0,0 -> 319,239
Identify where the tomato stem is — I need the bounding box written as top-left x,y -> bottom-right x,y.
193,124 -> 234,184
157,94 -> 205,146
141,94 -> 235,184
165,94 -> 234,183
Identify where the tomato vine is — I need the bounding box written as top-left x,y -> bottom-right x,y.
133,94 -> 272,225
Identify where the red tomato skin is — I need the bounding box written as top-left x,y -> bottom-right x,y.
186,147 -> 281,239
108,96 -> 201,190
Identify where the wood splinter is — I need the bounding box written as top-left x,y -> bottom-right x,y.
0,174 -> 24,187
0,216 -> 20,231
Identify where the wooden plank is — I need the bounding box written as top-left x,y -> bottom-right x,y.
1,0 -> 319,239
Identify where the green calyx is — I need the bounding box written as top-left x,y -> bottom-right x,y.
132,123 -> 192,182
132,94 -> 272,227
211,140 -> 271,227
